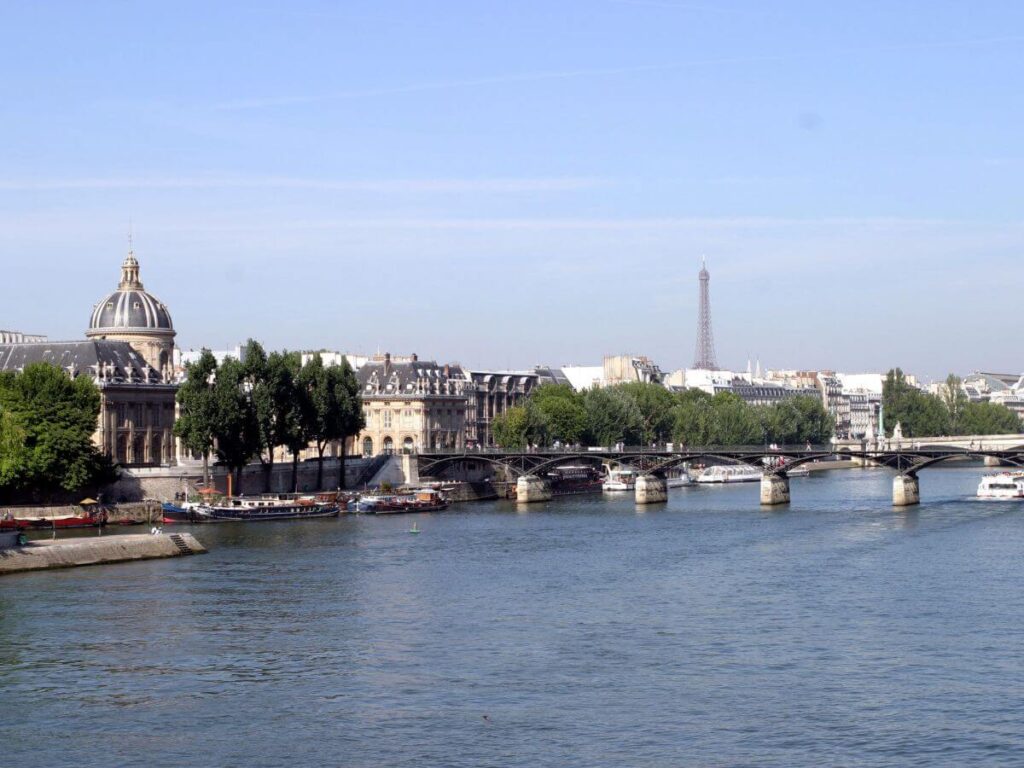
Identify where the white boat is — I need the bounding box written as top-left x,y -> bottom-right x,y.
602,467 -> 637,491
695,465 -> 762,484
976,472 -> 1024,499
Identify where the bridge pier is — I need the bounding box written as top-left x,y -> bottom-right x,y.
760,473 -> 790,505
634,474 -> 667,504
892,474 -> 920,506
515,474 -> 552,503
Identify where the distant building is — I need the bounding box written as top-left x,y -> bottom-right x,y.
464,366 -> 568,447
562,354 -> 664,391
0,251 -> 178,466
351,352 -> 468,455
0,330 -> 46,344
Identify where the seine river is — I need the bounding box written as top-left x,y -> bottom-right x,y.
3,466 -> 1024,767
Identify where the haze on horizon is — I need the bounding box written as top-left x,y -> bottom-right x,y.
2,1 -> 1023,383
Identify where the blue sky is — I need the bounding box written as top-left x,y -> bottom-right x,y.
2,1 -> 1023,381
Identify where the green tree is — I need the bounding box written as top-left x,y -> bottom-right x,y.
530,384 -> 586,445
269,352 -> 307,493
298,354 -> 347,490
883,368 -> 949,437
334,358 -> 364,489
492,405 -> 531,449
244,341 -> 305,492
582,387 -> 644,446
671,388 -> 714,446
618,382 -> 676,445
174,349 -> 219,487
705,391 -> 760,445
939,373 -> 969,434
960,401 -> 1021,435
0,363 -> 112,500
211,356 -> 259,494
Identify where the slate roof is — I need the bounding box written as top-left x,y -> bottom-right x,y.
358,358 -> 467,397
89,288 -> 173,332
0,340 -> 164,385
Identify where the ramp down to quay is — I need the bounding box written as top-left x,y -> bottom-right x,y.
0,532 -> 207,575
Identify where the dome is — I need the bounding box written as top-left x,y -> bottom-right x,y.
87,252 -> 174,336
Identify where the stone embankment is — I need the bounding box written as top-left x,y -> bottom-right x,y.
0,533 -> 207,575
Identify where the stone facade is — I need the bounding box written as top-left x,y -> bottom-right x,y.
351,353 -> 468,455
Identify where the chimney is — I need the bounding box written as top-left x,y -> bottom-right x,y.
384,352 -> 391,376
444,364 -> 450,378
411,353 -> 418,362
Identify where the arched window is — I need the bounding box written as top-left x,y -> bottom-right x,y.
362,437 -> 373,457
383,436 -> 394,454
402,437 -> 415,454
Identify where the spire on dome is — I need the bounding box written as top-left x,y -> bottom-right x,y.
119,241 -> 143,290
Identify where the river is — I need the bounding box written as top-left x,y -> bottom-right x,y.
3,466 -> 1023,767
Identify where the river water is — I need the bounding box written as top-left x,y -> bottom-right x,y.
3,466 -> 1024,767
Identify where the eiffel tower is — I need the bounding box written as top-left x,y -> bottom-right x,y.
693,256 -> 718,370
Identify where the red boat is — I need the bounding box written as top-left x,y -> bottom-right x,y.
0,509 -> 106,530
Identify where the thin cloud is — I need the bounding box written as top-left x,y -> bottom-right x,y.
0,176 -> 604,193
216,34 -> 1024,111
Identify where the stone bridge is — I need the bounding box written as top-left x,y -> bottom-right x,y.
417,442 -> 1024,507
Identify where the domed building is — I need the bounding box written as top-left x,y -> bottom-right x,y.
0,248 -> 179,468
87,251 -> 175,381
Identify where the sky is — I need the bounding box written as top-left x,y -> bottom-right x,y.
2,1 -> 1024,382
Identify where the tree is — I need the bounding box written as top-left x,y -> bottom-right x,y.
174,349 -> 218,487
762,396 -> 833,445
704,391 -> 760,445
671,388 -> 714,446
0,363 -> 112,501
619,382 -> 676,445
334,357 -> 364,489
268,352 -> 307,493
211,356 -> 259,494
883,368 -> 949,437
530,384 -> 586,445
244,341 -> 304,492
492,405 -> 531,449
582,387 -> 644,446
298,354 -> 346,490
939,374 -> 969,434
960,401 -> 1021,435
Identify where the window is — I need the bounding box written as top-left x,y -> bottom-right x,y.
362,437 -> 373,457
382,410 -> 392,428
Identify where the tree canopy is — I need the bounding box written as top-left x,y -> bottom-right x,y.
0,363 -> 113,501
488,382 -> 834,449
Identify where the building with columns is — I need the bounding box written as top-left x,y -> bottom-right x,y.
0,250 -> 179,467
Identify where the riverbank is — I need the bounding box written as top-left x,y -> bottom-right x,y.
0,532 -> 206,575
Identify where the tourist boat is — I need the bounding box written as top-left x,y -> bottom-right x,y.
190,495 -> 339,522
546,465 -> 604,496
602,467 -> 638,492
695,464 -> 762,484
976,472 -> 1024,499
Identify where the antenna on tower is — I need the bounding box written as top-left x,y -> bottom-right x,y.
693,255 -> 719,370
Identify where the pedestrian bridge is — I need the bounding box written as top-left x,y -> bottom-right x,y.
416,439 -> 1024,507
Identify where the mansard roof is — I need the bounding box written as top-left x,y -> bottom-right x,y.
0,340 -> 165,385
357,357 -> 466,397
